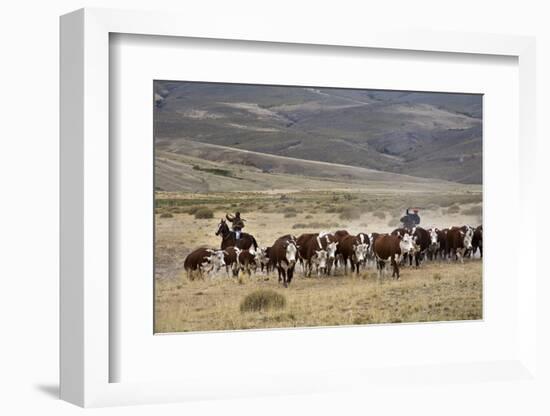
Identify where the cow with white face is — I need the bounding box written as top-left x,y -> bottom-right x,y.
318,232 -> 339,275
184,247 -> 227,280
446,226 -> 474,263
254,246 -> 271,273
339,235 -> 369,275
270,235 -> 299,287
313,249 -> 328,275
203,249 -> 227,275
427,228 -> 440,261
399,233 -> 416,263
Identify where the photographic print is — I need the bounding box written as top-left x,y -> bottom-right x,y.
154,81 -> 482,333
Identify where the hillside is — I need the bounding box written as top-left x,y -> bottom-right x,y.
155,138 -> 481,194
154,81 -> 482,184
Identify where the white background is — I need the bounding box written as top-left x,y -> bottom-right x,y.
112,34 -> 519,383
1,0 -> 549,415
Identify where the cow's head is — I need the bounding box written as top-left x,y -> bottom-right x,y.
314,249 -> 328,271
354,243 -> 369,263
399,233 -> 415,254
326,241 -> 338,259
285,241 -> 298,265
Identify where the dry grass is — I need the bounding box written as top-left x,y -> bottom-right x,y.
154,189 -> 483,332
155,260 -> 482,333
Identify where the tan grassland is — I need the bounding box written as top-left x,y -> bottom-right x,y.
154,189 -> 482,332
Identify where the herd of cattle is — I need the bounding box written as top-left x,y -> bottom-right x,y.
183,218 -> 483,288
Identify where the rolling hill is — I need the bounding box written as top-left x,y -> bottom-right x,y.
154,81 -> 482,184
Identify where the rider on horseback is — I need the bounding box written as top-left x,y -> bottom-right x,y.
226,212 -> 246,240
400,207 -> 420,230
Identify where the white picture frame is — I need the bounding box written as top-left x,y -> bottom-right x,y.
60,8 -> 538,408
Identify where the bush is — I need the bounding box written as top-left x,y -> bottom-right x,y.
159,212 -> 173,218
194,207 -> 214,219
339,206 -> 361,221
284,212 -> 297,218
240,289 -> 286,312
372,211 -> 386,220
446,204 -> 461,214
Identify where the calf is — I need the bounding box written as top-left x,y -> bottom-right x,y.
373,233 -> 415,279
297,233 -> 330,277
269,235 -> 299,288
446,226 -> 474,263
183,247 -> 226,279
391,228 -> 417,265
339,235 -> 369,274
427,228 -> 440,261
318,231 -> 339,275
235,247 -> 259,277
357,232 -> 373,268
255,246 -> 272,274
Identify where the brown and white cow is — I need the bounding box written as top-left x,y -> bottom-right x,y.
269,235 -> 299,288
317,232 -> 340,274
297,233 -> 329,277
235,247 -> 259,277
339,235 -> 370,274
373,233 -> 415,279
356,232 -> 374,268
183,247 -> 227,279
254,246 -> 272,274
446,226 -> 474,263
427,228 -> 440,261
391,228 -> 417,265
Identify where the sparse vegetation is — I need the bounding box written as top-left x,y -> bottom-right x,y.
194,207 -> 214,219
159,212 -> 173,218
284,212 -> 297,218
446,204 -> 461,214
462,205 -> 482,216
339,206 -> 361,221
372,211 -> 386,220
155,261 -> 482,332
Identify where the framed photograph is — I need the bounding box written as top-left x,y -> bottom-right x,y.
60,8 -> 539,408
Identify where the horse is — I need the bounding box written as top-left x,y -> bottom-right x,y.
215,219 -> 258,251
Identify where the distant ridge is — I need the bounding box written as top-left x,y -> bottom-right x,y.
154,82 -> 482,184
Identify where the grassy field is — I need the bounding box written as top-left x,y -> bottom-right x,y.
155,260 -> 482,333
154,188 -> 482,333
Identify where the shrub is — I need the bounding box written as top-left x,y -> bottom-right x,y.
339,206 -> 361,221
194,207 -> 214,219
240,289 -> 286,312
159,212 -> 173,218
305,214 -> 313,219
372,211 -> 386,220
446,204 -> 461,214
284,212 -> 297,218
